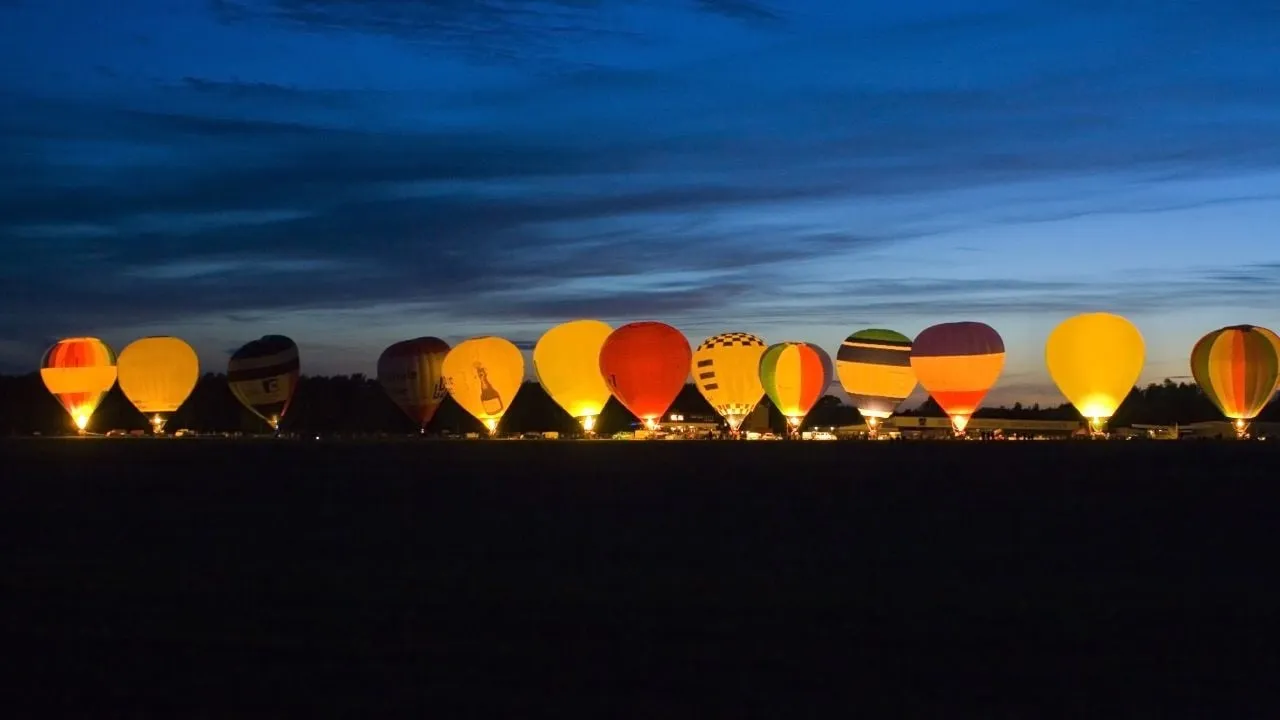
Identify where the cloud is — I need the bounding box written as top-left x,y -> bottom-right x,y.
2,0 -> 1279,379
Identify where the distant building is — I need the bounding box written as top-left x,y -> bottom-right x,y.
836,416 -> 1086,439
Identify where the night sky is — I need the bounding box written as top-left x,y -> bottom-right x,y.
3,0 -> 1278,405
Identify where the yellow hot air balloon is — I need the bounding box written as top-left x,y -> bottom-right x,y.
1045,312 -> 1145,434
117,336 -> 201,434
442,336 -> 525,435
533,319 -> 613,434
692,332 -> 767,433
40,337 -> 117,433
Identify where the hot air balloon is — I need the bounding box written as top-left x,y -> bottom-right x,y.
759,341 -> 833,434
1254,325 -> 1280,400
377,337 -> 450,432
599,321 -> 692,430
227,335 -> 300,432
692,332 -> 767,434
117,336 -> 200,434
1190,325 -> 1279,438
533,319 -> 613,435
910,322 -> 1005,435
1044,313 -> 1144,435
442,336 -> 524,435
40,337 -> 117,434
836,329 -> 916,437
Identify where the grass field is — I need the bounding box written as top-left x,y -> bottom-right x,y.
2,438 -> 1278,713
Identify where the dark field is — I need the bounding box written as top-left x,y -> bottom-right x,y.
3,439 -> 1280,713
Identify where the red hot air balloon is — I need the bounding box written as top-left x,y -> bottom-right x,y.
377,337 -> 451,431
910,321 -> 1005,435
599,321 -> 692,430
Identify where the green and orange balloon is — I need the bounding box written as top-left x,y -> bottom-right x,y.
1190,325 -> 1279,438
759,341 -> 832,432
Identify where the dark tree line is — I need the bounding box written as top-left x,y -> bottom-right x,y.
0,373 -> 1264,437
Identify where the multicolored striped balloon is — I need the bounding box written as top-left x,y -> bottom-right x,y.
377,337 -> 450,431
228,335 -> 300,431
759,341 -> 832,430
40,337 -> 118,432
910,322 -> 1005,434
836,329 -> 916,433
1190,325 -> 1278,432
1254,325 -> 1280,400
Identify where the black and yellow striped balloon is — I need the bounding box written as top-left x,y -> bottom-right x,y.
836,329 -> 917,428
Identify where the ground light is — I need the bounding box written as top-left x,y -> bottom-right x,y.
580,415 -> 596,435
73,410 -> 90,434
950,414 -> 971,436
150,414 -> 168,435
484,418 -> 499,435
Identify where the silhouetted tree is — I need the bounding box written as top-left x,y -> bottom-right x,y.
0,373 -> 1267,437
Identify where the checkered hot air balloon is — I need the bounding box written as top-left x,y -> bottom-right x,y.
1190,324 -> 1279,438
40,337 -> 118,434
758,341 -> 832,434
910,322 -> 1005,436
692,332 -> 767,433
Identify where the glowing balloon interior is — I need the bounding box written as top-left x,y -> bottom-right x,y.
691,332 -> 767,432
910,322 -> 1005,435
40,337 -> 118,433
117,336 -> 201,434
227,335 -> 300,431
599,321 -> 692,428
836,329 -> 916,436
442,336 -> 525,434
378,337 -> 451,431
533,319 -> 614,433
1044,312 -> 1145,433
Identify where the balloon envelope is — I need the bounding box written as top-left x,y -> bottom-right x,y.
1254,325 -> 1280,399
40,337 -> 117,431
117,336 -> 200,431
377,337 -> 450,429
442,336 -> 524,432
836,329 -> 916,420
692,332 -> 767,431
759,341 -> 832,425
227,335 -> 300,430
910,322 -> 1005,431
599,321 -> 692,424
1190,325 -> 1279,421
1045,313 -> 1144,423
534,320 -> 613,427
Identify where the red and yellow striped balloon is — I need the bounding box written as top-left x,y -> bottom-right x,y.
40,337 -> 118,432
910,322 -> 1005,434
1254,325 -> 1280,400
1190,325 -> 1278,428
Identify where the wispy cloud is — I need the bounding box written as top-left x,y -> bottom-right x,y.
0,0 -> 1277,382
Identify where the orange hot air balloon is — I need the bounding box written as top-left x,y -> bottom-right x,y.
599,321 -> 692,429
1190,325 -> 1279,438
909,321 -> 1005,435
40,337 -> 118,433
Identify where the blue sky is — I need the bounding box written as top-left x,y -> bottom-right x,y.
2,0 -> 1279,406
